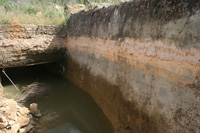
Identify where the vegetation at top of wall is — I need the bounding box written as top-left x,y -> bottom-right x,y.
0,0 -> 67,25
0,0 -> 130,25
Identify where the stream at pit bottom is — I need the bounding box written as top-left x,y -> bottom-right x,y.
2,67 -> 113,133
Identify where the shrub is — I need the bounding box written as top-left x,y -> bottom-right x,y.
27,7 -> 37,15
1,0 -> 14,11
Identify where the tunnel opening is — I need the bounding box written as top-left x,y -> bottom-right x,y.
0,64 -> 114,133
0,64 -> 47,87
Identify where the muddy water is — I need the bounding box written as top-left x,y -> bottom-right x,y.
2,66 -> 113,133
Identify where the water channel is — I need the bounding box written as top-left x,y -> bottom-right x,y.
1,65 -> 113,133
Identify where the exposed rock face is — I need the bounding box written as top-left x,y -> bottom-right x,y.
61,0 -> 200,133
30,103 -> 41,118
0,24 -> 66,68
0,97 -> 36,133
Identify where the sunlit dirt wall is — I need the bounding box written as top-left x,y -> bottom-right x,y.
0,25 -> 66,68
62,0 -> 200,132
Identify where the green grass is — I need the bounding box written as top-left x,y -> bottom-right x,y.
0,0 -> 69,25
0,0 -> 130,25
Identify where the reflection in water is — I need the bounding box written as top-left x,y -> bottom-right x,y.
2,66 -> 113,133
44,123 -> 81,133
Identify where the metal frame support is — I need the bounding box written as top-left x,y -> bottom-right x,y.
2,68 -> 19,91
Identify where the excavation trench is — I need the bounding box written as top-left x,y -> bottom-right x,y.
0,65 -> 114,133
0,0 -> 200,133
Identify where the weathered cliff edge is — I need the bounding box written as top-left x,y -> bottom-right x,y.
62,0 -> 200,132
0,24 -> 66,68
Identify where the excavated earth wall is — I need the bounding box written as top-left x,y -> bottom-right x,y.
0,24 -> 66,68
61,0 -> 200,132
